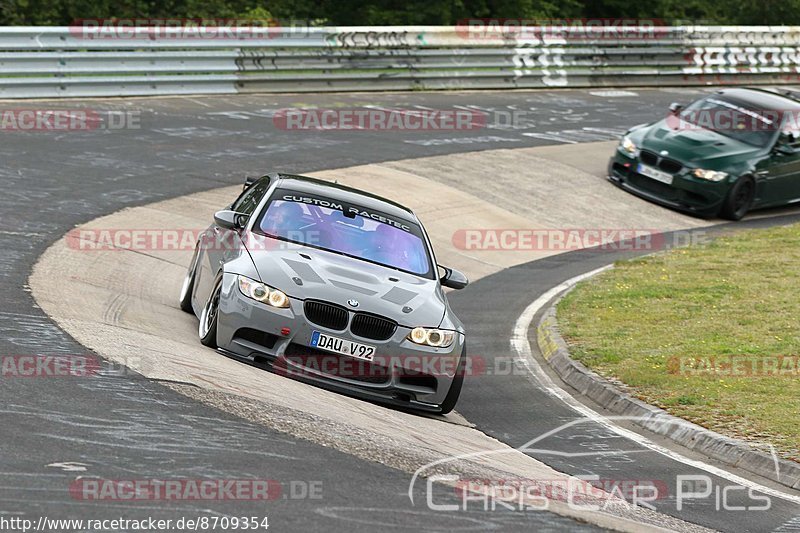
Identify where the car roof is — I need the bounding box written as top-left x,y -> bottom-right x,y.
716,87 -> 800,111
271,174 -> 419,223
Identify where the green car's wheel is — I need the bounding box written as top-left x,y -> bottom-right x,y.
719,176 -> 755,221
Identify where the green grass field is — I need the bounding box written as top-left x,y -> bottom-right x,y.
557,223 -> 800,461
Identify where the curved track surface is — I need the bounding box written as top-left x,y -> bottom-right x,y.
5,89 -> 800,531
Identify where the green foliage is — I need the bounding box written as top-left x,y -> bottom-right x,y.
557,223 -> 800,460
0,0 -> 792,26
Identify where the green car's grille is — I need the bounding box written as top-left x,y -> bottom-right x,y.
640,150 -> 683,174
628,173 -> 680,200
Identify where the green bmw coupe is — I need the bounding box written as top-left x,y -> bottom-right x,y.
608,87 -> 800,220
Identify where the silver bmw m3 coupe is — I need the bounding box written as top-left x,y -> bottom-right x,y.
180,173 -> 469,414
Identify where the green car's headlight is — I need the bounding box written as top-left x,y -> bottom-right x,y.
692,169 -> 729,182
408,327 -> 456,348
620,136 -> 637,157
237,275 -> 290,308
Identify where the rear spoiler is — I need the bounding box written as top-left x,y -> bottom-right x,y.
746,86 -> 800,103
243,173 -> 278,191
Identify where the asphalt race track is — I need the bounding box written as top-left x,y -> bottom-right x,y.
3,88 -> 799,531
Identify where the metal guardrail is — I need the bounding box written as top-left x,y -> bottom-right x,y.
2,26 -> 800,98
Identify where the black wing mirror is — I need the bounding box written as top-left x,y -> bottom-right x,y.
668,102 -> 683,115
439,266 -> 469,290
774,132 -> 797,155
214,210 -> 247,231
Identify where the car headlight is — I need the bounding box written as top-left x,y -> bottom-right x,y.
408,327 -> 456,348
237,275 -> 290,308
620,136 -> 637,157
692,169 -> 729,182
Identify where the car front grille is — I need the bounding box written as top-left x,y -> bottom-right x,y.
639,150 -> 658,166
304,300 -> 349,331
639,149 -> 683,175
351,313 -> 397,341
397,368 -> 438,392
233,328 -> 278,350
659,158 -> 683,174
628,173 -> 680,201
304,300 -> 398,341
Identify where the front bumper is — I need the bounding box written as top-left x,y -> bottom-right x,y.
607,150 -> 731,218
214,273 -> 464,412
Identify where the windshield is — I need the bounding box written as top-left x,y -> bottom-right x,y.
677,96 -> 779,147
254,189 -> 433,277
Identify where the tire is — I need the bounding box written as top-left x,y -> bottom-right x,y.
199,277 -> 222,348
178,245 -> 200,314
439,345 -> 466,415
719,176 -> 755,221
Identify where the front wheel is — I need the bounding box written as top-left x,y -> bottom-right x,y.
719,177 -> 755,221
439,345 -> 466,415
199,278 -> 222,348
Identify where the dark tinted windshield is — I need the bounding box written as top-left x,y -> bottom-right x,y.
254,189 -> 433,277
677,96 -> 779,147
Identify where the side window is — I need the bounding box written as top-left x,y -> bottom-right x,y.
232,177 -> 271,217
785,127 -> 800,149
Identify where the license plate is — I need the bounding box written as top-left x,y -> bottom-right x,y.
310,331 -> 376,362
637,163 -> 674,185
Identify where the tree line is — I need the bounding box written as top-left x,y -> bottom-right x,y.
0,0 -> 792,27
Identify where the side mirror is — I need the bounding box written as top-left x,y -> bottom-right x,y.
774,132 -> 797,155
439,266 -> 469,290
668,102 -> 683,115
214,210 -> 247,231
